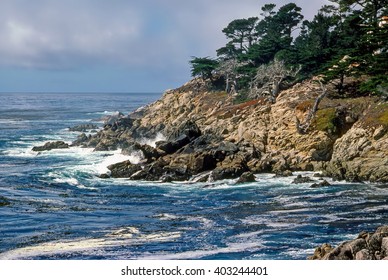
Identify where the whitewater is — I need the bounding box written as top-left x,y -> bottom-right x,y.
1,92 -> 387,260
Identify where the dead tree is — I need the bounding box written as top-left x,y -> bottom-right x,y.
249,59 -> 301,102
296,79 -> 328,134
217,59 -> 249,95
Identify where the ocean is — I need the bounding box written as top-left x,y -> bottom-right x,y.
0,92 -> 387,260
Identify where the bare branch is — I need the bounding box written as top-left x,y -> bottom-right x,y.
296,78 -> 328,134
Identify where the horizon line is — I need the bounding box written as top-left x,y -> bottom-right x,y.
0,91 -> 164,94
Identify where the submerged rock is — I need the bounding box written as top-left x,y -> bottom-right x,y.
310,180 -> 331,188
0,196 -> 10,207
236,172 -> 256,184
32,141 -> 69,152
291,175 -> 314,184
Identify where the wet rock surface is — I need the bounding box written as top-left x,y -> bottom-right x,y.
65,78 -> 387,183
32,141 -> 69,152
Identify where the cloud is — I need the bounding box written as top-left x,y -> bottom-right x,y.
0,0 -> 331,92
0,0 -> 331,70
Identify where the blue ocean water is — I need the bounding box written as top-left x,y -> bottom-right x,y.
0,92 -> 387,260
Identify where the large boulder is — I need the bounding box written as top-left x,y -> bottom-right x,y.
32,141 -> 69,152
236,172 -> 256,184
107,160 -> 142,178
210,154 -> 249,181
167,120 -> 201,142
324,126 -> 388,183
155,121 -> 202,155
291,175 -> 314,184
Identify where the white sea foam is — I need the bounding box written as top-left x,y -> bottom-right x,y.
93,150 -> 143,175
0,228 -> 181,260
138,132 -> 166,148
139,241 -> 261,260
154,213 -> 182,221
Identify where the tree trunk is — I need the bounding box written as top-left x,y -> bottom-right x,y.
296,81 -> 328,134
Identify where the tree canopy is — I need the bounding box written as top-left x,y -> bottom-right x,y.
189,1 -> 388,99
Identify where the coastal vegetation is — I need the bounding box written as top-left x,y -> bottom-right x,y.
190,0 -> 388,101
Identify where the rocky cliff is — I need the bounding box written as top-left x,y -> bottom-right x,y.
71,78 -> 388,182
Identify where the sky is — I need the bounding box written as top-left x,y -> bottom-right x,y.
0,0 -> 330,93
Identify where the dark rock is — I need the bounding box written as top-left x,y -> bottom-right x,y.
236,172 -> 256,184
168,120 -> 201,142
310,180 -> 331,188
274,170 -> 293,177
161,175 -> 173,183
130,159 -> 167,181
0,196 -> 10,207
32,141 -> 69,152
107,160 -> 142,178
291,175 -> 314,184
72,133 -> 90,146
99,174 -> 110,179
94,140 -> 119,151
121,141 -> 142,155
210,155 -> 249,181
69,124 -> 98,132
156,141 -> 176,154
139,144 -> 165,163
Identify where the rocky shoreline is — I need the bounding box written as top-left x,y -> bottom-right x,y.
309,226 -> 388,260
34,78 -> 388,183
31,78 -> 388,260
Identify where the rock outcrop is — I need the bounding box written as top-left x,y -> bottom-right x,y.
32,141 -> 69,152
309,226 -> 388,260
70,78 -> 387,182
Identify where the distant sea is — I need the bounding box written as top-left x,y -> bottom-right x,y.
0,92 -> 387,260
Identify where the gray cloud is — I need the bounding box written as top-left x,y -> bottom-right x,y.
0,1 -> 331,91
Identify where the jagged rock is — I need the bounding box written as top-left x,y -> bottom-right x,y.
0,196 -> 10,207
94,140 -> 119,151
32,141 -> 69,152
292,175 -> 314,184
236,172 -> 256,184
168,120 -> 201,142
72,133 -> 90,146
139,144 -> 165,163
309,226 -> 388,260
154,121 -> 202,155
107,160 -> 142,178
367,226 -> 388,252
324,126 -> 388,183
68,124 -> 98,132
210,154 -> 249,181
129,159 -> 168,181
99,174 -> 110,179
310,180 -> 331,188
307,244 -> 333,260
101,112 -> 124,125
